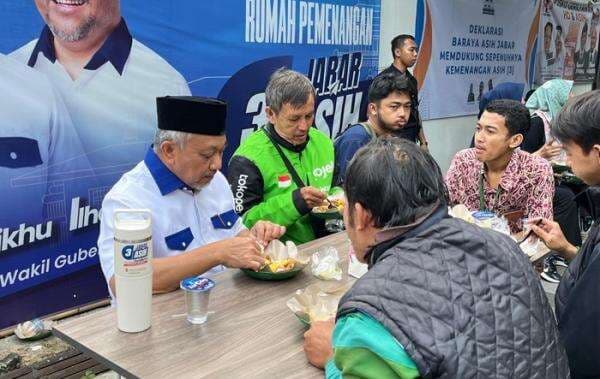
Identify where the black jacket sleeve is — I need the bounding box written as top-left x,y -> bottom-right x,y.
227,155 -> 264,215
558,242 -> 600,378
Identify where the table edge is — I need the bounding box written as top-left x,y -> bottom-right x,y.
52,326 -> 139,379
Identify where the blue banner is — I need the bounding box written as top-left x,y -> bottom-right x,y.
0,0 -> 380,328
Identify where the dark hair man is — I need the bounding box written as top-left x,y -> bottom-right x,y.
446,100 -> 554,232
378,34 -> 428,150
333,73 -> 413,185
531,90 -> 600,377
303,137 -> 568,377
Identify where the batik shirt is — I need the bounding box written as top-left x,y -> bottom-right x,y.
445,148 -> 554,232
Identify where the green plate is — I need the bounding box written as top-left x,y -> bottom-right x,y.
310,208 -> 342,220
241,266 -> 304,281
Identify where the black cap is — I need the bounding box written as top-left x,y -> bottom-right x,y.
156,96 -> 227,136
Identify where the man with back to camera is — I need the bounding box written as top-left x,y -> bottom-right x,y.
98,96 -> 285,298
333,73 -> 413,186
378,34 -> 429,150
11,0 -> 191,179
303,137 -> 568,378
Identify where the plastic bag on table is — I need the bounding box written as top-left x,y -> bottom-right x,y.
311,246 -> 342,280
286,281 -> 348,325
261,240 -> 310,272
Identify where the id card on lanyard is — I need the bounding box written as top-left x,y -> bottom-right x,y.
478,168 -> 502,212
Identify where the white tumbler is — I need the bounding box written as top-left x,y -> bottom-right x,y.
113,209 -> 153,333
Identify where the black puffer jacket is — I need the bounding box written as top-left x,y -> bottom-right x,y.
338,207 -> 569,378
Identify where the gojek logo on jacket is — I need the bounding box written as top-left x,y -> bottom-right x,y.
313,162 -> 334,178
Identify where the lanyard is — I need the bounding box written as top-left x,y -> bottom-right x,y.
478,169 -> 502,212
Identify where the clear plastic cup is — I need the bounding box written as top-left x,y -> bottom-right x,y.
180,276 -> 215,324
471,210 -> 495,229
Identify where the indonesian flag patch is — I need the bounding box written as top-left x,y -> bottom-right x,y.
278,174 -> 292,188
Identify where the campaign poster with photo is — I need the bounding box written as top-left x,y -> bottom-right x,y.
536,0 -> 600,83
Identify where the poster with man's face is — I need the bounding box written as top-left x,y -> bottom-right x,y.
537,0 -> 600,83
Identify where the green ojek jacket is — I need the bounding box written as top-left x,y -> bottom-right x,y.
227,124 -> 336,244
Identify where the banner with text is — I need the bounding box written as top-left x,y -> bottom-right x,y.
414,0 -> 538,119
536,0 -> 600,84
0,0 -> 380,329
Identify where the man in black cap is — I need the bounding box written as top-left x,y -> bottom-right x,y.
98,96 -> 285,299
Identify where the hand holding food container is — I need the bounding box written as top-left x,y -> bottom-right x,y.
299,186 -> 329,208
241,240 -> 310,280
287,281 -> 349,326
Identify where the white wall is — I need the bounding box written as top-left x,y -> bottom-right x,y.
379,0 -> 593,173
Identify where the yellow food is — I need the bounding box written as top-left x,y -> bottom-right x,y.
263,257 -> 296,272
313,198 -> 345,213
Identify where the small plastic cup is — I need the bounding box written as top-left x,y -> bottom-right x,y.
180,276 -> 215,325
471,210 -> 496,229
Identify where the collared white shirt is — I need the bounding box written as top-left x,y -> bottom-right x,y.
0,53 -> 92,227
10,19 -> 191,181
98,148 -> 245,291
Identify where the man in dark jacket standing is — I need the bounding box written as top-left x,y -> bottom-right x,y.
379,34 -> 428,150
304,137 -> 568,378
532,90 -> 600,378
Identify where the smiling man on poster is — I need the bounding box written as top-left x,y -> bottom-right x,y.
11,0 -> 191,182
